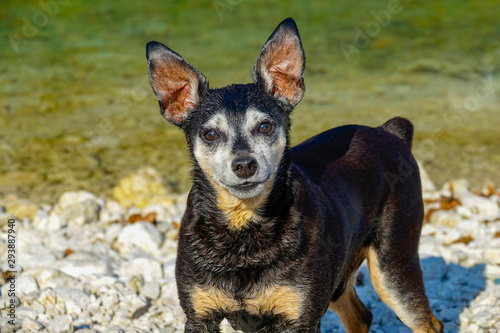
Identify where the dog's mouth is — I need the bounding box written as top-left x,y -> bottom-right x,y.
221,175 -> 270,193
229,181 -> 264,191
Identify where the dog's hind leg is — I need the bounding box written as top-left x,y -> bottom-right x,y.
329,275 -> 372,333
366,246 -> 443,333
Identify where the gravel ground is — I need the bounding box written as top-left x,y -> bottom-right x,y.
0,168 -> 499,333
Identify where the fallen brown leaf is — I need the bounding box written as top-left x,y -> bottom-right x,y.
439,197 -> 461,210
127,212 -> 157,224
451,235 -> 474,245
424,208 -> 439,222
1,271 -> 14,280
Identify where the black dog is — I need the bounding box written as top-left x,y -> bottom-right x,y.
146,17 -> 443,333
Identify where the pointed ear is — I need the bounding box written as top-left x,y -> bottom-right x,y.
252,18 -> 305,108
146,41 -> 207,126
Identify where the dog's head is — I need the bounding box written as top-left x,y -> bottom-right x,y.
146,18 -> 305,201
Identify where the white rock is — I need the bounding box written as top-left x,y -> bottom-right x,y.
18,252 -> 57,269
54,287 -> 90,315
38,289 -> 57,308
57,191 -> 98,208
460,192 -> 499,218
441,228 -> 463,245
456,205 -> 473,218
143,204 -> 169,223
22,317 -> 44,331
163,258 -> 176,282
53,258 -> 112,278
0,297 -> 10,308
48,314 -> 73,333
33,207 -> 66,230
141,280 -> 161,300
485,248 -> 500,265
116,222 -> 164,255
16,306 -> 40,320
112,166 -> 174,209
46,191 -> 101,228
120,258 -> 163,281
28,268 -> 81,289
18,275 -> 39,295
18,229 -> 44,245
120,290 -> 148,312
59,199 -> 100,227
30,300 -> 46,313
221,319 -> 236,333
18,242 -> 54,257
84,276 -> 118,294
429,210 -> 462,228
485,264 -> 500,279
100,199 -> 125,223
105,223 -> 123,244
440,179 -> 469,199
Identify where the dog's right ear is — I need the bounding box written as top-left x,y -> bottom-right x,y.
146,41 -> 206,126
253,18 -> 305,109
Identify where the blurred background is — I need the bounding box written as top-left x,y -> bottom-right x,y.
1,0 -> 499,204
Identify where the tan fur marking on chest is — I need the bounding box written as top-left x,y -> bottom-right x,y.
191,285 -> 302,320
191,286 -> 239,318
245,285 -> 302,320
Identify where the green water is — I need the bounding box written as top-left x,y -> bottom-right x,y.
1,0 -> 499,204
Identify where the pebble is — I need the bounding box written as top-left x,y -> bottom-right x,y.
22,317 -> 44,331
119,258 -> 163,281
17,275 -> 39,296
1,173 -> 499,332
112,167 -> 175,209
141,280 -> 161,300
115,222 -> 164,255
4,198 -> 39,221
48,314 -> 73,333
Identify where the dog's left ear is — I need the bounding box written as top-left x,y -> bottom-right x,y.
253,18 -> 305,108
146,41 -> 207,126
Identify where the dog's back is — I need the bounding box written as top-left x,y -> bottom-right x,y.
291,117 -> 420,210
289,117 -> 442,333
290,116 -> 423,256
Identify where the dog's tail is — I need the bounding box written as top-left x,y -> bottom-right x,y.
380,117 -> 414,148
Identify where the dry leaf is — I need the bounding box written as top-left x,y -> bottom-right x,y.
127,212 -> 157,224
451,235 -> 474,245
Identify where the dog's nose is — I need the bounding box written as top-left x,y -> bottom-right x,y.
231,157 -> 258,179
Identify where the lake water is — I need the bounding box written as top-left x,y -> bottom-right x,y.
1,0 -> 499,204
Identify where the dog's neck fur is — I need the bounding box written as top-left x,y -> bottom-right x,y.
216,188 -> 268,230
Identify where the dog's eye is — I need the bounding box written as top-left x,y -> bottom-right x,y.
204,129 -> 220,141
258,122 -> 273,134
